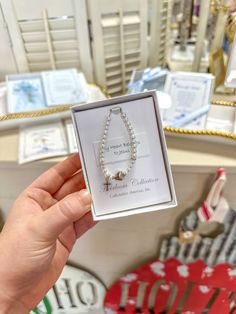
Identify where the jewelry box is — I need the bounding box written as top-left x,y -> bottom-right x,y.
71,91 -> 177,220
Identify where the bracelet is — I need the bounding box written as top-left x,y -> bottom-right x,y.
99,107 -> 137,191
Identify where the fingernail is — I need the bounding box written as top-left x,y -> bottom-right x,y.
86,204 -> 91,211
79,189 -> 92,206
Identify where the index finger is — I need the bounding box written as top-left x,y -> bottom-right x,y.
30,154 -> 82,194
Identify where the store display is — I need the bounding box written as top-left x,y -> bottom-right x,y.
0,1 -> 235,144
71,91 -> 177,220
7,69 -> 88,113
1,3 -> 236,314
0,84 -> 107,131
0,83 -> 108,165
1,4 -> 236,314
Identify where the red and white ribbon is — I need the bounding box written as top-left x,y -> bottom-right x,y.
197,168 -> 228,223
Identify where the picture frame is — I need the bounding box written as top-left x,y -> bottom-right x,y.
7,69 -> 89,114
163,72 -> 215,129
209,48 -> 226,88
7,73 -> 46,114
18,121 -> 68,164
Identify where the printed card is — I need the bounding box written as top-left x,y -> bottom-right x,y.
164,72 -> 215,128
19,121 -> 68,164
42,69 -> 88,106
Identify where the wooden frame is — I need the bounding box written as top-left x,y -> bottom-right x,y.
209,48 -> 226,88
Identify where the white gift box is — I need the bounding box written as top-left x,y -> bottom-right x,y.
71,91 -> 177,220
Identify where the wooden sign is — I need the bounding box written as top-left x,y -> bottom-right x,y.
104,258 -> 236,313
33,264 -> 106,314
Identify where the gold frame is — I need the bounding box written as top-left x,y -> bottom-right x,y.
209,48 -> 226,88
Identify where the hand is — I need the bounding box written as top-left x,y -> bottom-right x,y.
0,154 -> 96,313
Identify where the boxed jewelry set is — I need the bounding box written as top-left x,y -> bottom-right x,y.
71,90 -> 177,220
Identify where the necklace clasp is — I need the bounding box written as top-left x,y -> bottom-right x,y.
110,107 -> 122,115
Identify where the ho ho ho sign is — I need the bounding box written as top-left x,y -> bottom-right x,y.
104,258 -> 236,313
32,264 -> 106,314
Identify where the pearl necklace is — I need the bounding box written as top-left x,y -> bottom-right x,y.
99,107 -> 137,191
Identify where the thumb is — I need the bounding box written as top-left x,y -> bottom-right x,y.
36,189 -> 92,239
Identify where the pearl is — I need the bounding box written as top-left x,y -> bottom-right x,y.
100,108 -> 136,188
